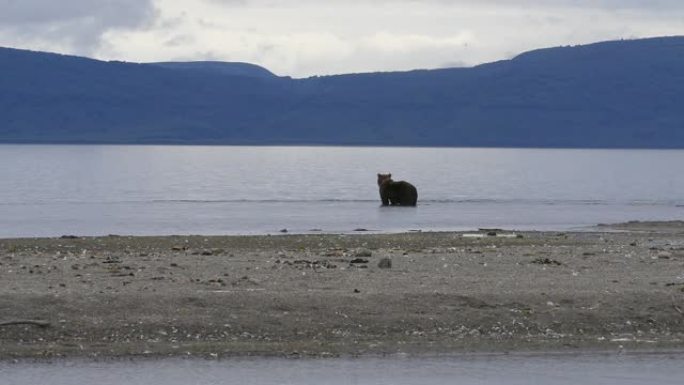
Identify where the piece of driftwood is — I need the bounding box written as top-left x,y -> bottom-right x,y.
0,320 -> 51,328
674,305 -> 683,315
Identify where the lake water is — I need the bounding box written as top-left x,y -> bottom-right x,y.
2,353 -> 683,385
1,145 -> 683,238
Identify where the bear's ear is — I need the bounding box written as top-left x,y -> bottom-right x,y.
377,173 -> 381,177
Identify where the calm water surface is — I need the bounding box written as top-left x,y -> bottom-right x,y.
1,353 -> 683,385
1,145 -> 683,237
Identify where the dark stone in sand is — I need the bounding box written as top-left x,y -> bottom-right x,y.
531,257 -> 562,266
350,258 -> 369,264
60,235 -> 79,239
378,258 -> 392,269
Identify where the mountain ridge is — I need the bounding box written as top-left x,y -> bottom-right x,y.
149,61 -> 278,79
1,36 -> 683,148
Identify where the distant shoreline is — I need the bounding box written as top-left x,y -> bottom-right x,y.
3,141 -> 684,150
1,221 -> 683,360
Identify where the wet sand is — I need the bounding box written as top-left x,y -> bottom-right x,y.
1,221 -> 684,359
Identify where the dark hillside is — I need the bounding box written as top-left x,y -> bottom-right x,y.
1,37 -> 683,147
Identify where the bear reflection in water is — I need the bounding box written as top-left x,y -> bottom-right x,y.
377,173 -> 418,206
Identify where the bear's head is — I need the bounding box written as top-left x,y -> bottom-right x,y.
377,173 -> 392,186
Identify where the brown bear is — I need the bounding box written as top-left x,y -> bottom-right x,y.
377,173 -> 418,206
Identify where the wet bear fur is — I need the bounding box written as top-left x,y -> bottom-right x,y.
377,173 -> 418,206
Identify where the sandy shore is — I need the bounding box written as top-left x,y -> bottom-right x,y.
1,221 -> 684,359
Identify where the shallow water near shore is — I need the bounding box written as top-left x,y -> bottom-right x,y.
2,145 -> 684,237
2,353 -> 683,385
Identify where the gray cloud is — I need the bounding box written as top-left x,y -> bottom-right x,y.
0,0 -> 157,26
0,0 -> 157,53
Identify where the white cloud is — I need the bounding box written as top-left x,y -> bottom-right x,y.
1,0 -> 683,76
361,32 -> 473,54
200,0 -> 684,11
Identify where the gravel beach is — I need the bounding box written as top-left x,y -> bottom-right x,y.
1,221 -> 684,359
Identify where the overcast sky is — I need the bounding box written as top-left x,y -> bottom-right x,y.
1,0 -> 682,77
